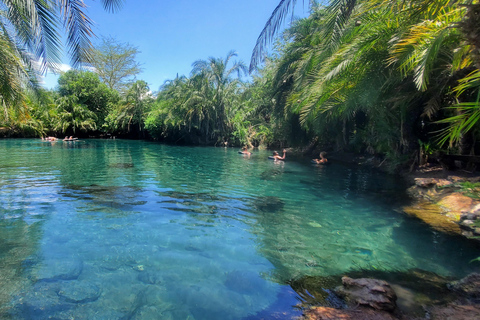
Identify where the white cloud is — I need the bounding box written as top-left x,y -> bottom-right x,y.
58,64 -> 71,73
84,65 -> 97,73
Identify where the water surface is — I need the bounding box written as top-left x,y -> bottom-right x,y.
0,139 -> 479,319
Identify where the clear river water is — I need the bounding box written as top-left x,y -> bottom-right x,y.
0,139 -> 479,319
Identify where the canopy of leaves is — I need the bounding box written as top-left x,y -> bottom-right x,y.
90,36 -> 143,92
57,70 -> 119,128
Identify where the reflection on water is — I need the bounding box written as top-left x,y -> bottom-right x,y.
0,139 -> 479,319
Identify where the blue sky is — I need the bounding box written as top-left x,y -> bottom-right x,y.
42,0 -> 309,91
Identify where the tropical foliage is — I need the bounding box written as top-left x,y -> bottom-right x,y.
90,36 -> 143,92
107,80 -> 153,138
145,51 -> 250,145
0,0 -> 123,134
3,0 -> 480,171
246,0 -> 480,164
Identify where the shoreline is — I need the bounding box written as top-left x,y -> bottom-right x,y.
297,156 -> 480,320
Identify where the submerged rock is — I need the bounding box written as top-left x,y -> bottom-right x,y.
58,281 -> 101,303
334,276 -> 397,312
403,202 -> 463,235
448,273 -> 480,300
260,169 -> 283,181
34,258 -> 83,282
131,306 -> 171,320
109,163 -> 134,168
224,270 -> 266,294
137,271 -> 163,285
425,304 -> 480,320
12,282 -> 71,318
253,196 -> 285,213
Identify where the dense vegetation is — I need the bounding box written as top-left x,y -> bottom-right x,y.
1,0 -> 480,170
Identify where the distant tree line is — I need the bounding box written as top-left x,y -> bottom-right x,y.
2,0 -> 480,170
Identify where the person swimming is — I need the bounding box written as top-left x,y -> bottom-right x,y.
313,151 -> 328,164
239,146 -> 251,155
269,149 -> 286,161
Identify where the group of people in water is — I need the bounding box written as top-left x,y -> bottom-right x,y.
62,136 -> 78,141
42,136 -> 78,142
239,146 -> 328,164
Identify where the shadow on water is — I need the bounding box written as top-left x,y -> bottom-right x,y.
59,184 -> 146,216
0,219 -> 43,318
302,161 -> 409,198
391,215 -> 480,277
253,196 -> 285,213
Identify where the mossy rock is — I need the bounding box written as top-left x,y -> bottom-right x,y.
403,202 -> 462,235
437,193 -> 476,220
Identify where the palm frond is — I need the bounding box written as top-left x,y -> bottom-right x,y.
323,0 -> 357,51
454,69 -> 480,96
389,6 -> 465,90
436,100 -> 480,146
250,0 -> 298,72
58,0 -> 94,67
99,0 -> 124,13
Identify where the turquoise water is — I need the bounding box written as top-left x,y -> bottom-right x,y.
0,139 -> 479,319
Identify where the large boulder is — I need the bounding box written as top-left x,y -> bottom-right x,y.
438,193 -> 475,220
334,277 -> 397,312
448,273 -> 480,300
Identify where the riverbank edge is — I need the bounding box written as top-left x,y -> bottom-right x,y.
296,150 -> 480,319
304,149 -> 480,241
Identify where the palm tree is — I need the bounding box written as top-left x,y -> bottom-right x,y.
117,80 -> 153,138
55,95 -> 96,134
191,50 -> 248,140
256,0 -> 480,156
2,0 -> 124,70
0,0 -> 123,116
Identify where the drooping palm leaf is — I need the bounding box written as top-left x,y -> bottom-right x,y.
250,0 -> 298,72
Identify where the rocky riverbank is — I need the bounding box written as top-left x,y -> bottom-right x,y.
402,167 -> 480,240
300,273 -> 480,320
299,165 -> 480,320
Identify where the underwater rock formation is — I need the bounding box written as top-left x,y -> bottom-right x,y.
57,281 -> 101,303
34,258 -> 83,281
403,202 -> 463,235
334,276 -> 397,311
109,163 -> 134,168
448,273 -> 480,300
253,196 -> 285,213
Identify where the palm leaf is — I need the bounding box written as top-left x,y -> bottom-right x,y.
250,0 -> 298,72
436,100 -> 480,146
